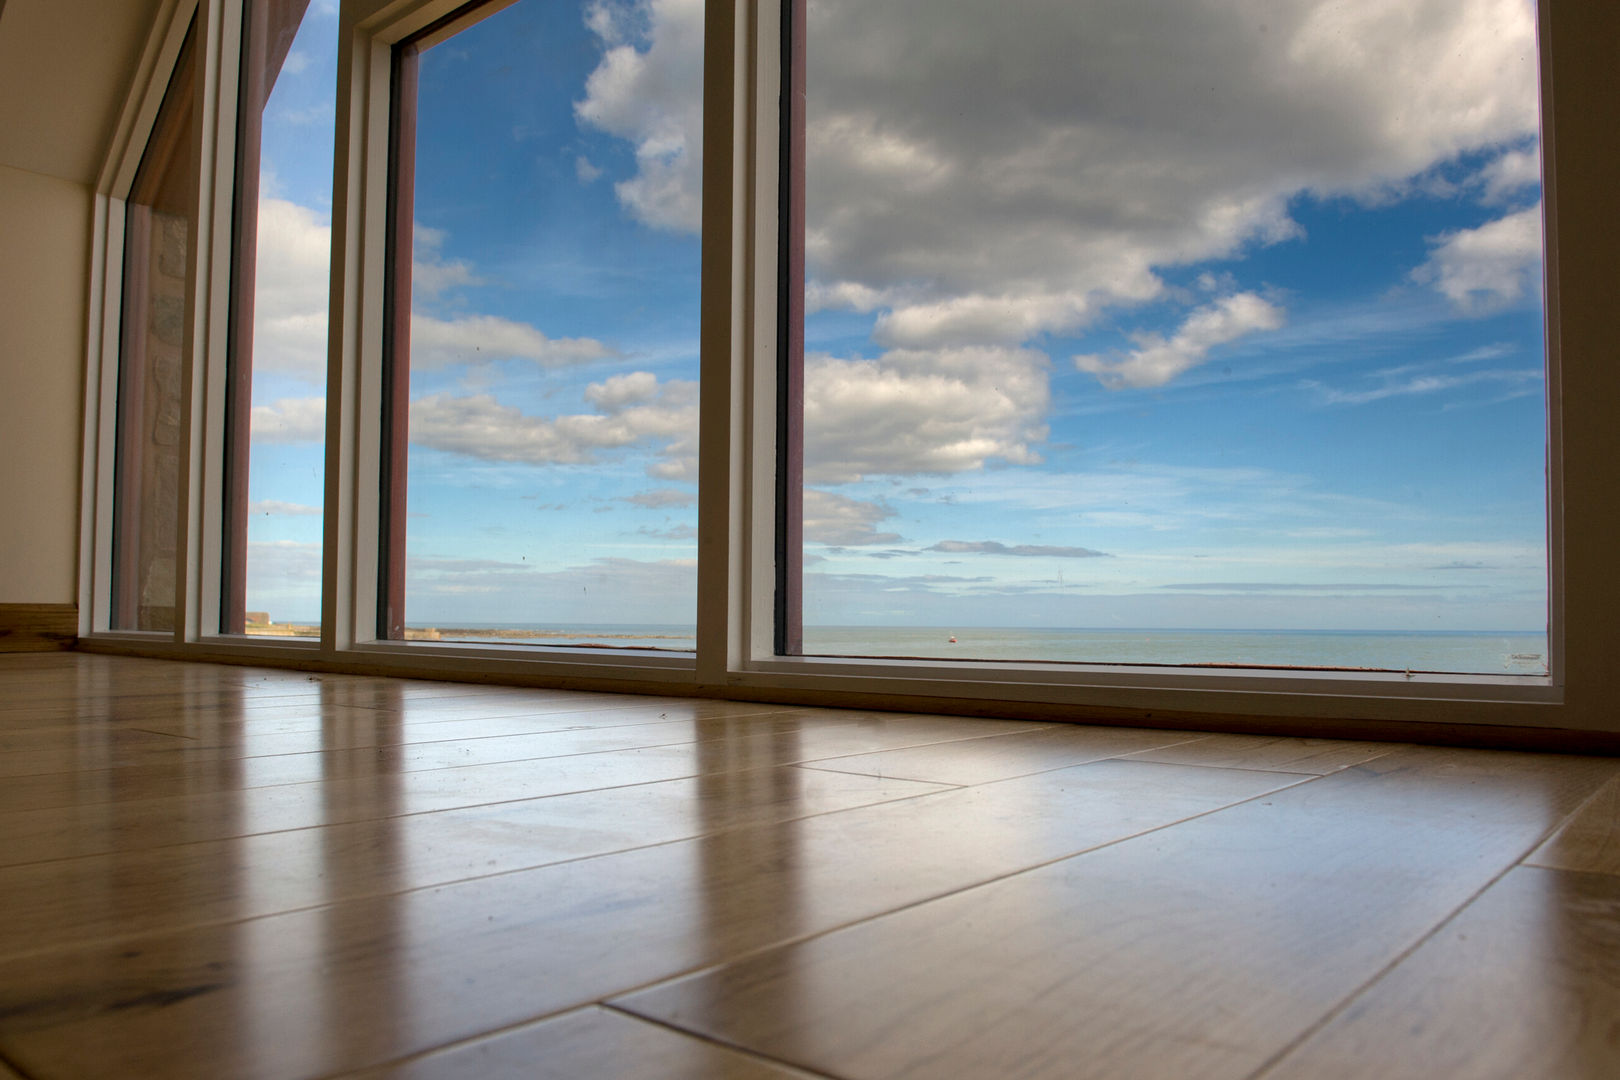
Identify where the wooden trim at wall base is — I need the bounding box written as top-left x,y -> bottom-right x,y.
0,604 -> 79,652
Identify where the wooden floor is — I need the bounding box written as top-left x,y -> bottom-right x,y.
1,654 -> 1618,1079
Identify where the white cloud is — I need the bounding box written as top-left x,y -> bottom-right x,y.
409,313 -> 614,369
804,280 -> 891,315
1304,367 -> 1541,406
1076,292 -> 1285,389
875,291 -> 1117,350
579,0 -> 1538,357
405,553 -> 696,625
803,489 -> 901,546
804,346 -> 1050,483
622,488 -> 695,508
928,540 -> 1108,558
575,0 -> 705,232
412,224 -> 480,297
1476,146 -> 1541,203
575,156 -> 603,184
250,396 -> 326,443
243,540 -> 323,617
584,370 -> 658,410
249,198 -> 332,382
248,500 -> 321,516
1413,205 -> 1543,312
250,201 -> 603,380
408,375 -> 697,471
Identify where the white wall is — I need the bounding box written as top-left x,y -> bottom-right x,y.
0,0 -> 164,606
0,163 -> 91,603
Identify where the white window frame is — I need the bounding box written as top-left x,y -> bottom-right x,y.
79,0 -> 1620,742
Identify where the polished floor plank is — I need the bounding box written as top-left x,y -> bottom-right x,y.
0,704 -> 383,756
0,728 -> 205,780
338,1007 -> 824,1079
0,710 -> 879,814
799,724 -> 1206,786
0,766 -> 949,960
267,693 -> 773,728
1526,775 -> 1620,877
0,700 -> 969,781
0,715 -> 1043,866
1258,866 -> 1620,1080
1122,732 -> 1401,773
0,760 -> 1298,1079
201,700 -> 802,757
615,746 -> 1617,1080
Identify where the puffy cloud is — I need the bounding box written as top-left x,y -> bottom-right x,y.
804,280 -> 890,315
409,313 -> 614,370
408,375 -> 697,470
250,396 -> 326,443
1413,205 -> 1543,312
412,224 -> 480,297
248,500 -> 321,516
804,346 -> 1049,483
928,540 -> 1108,558
575,0 -> 705,232
249,198 -> 331,382
584,370 -> 659,410
1076,292 -> 1285,389
582,0 -> 1537,355
803,489 -> 901,546
875,291 -> 1114,350
1477,146 -> 1541,203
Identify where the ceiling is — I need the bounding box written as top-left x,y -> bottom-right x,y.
0,0 -> 167,185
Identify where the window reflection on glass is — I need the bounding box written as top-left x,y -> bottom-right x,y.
380,0 -> 701,650
789,0 -> 1549,676
224,0 -> 338,639
112,18 -> 199,632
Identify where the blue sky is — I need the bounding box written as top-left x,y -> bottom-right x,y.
241,0 -> 1548,639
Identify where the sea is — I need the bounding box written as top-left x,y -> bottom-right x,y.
405,623 -> 1550,676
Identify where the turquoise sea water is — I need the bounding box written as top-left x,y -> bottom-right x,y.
417,623 -> 1548,676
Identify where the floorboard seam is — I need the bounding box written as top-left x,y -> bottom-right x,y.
0,1044 -> 36,1079
599,1002 -> 847,1080
1239,853 -> 1538,1080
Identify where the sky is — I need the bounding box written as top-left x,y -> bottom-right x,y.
238,0 -> 1548,640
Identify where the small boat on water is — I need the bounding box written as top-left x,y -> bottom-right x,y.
1511,653 -> 1542,661
948,636 -> 957,643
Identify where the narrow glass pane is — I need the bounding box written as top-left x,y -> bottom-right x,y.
225,0 -> 338,638
793,0 -> 1549,676
385,0 -> 701,649
112,19 -> 200,632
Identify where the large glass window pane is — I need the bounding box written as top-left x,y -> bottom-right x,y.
382,0 -> 701,650
788,0 -> 1549,675
224,0 -> 339,638
112,18 -> 200,632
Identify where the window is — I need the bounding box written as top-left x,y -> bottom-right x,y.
783,0 -> 1548,677
223,0 -> 340,638
378,0 -> 702,650
87,0 -> 1620,736
110,16 -> 199,632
